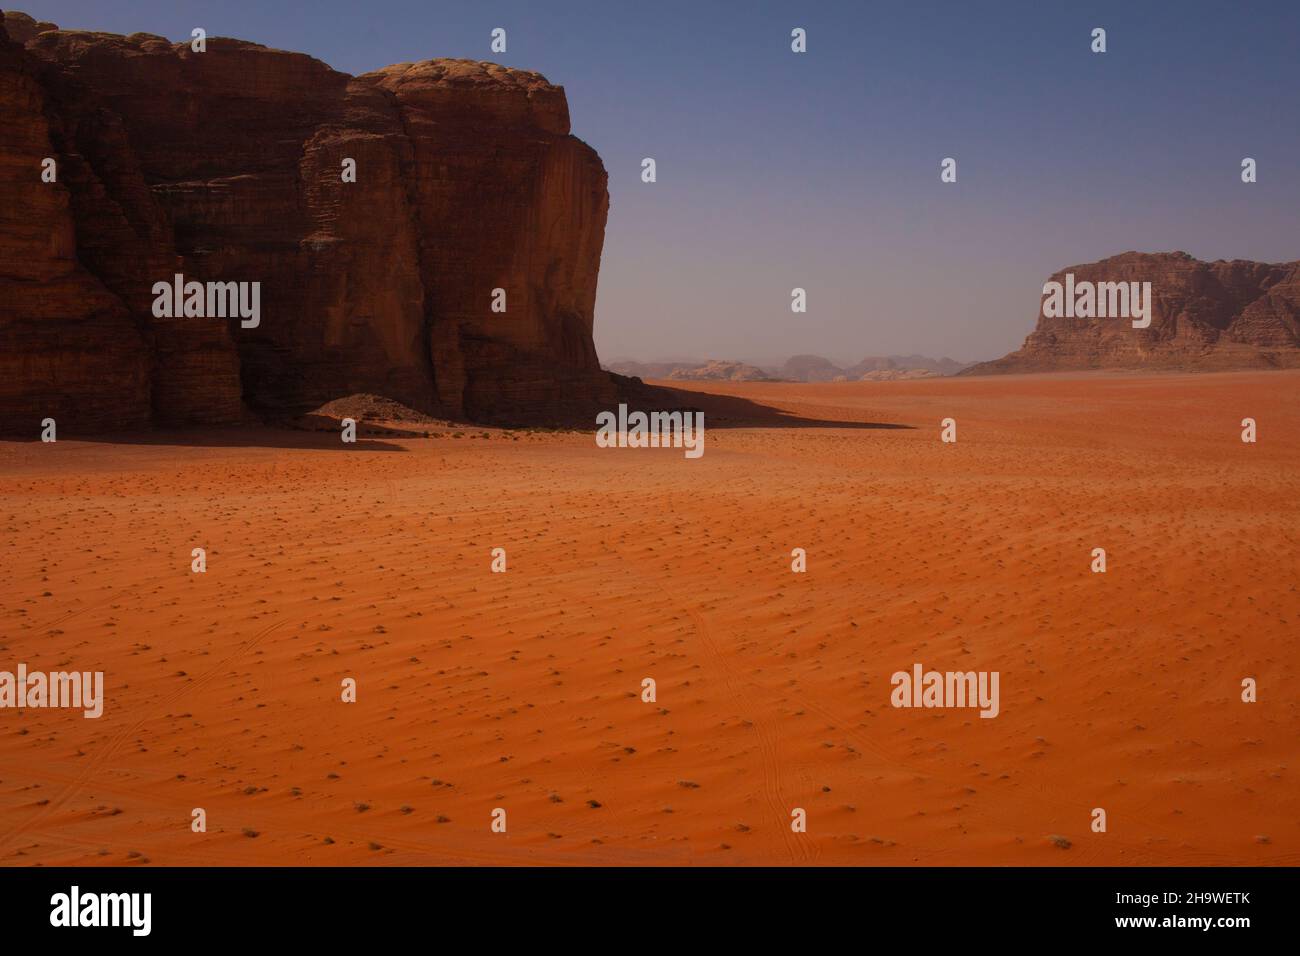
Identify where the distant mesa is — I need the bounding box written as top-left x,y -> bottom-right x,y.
966,251 -> 1300,374
0,10 -> 614,433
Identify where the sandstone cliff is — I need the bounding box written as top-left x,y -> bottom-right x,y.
966,251 -> 1300,374
0,10 -> 614,433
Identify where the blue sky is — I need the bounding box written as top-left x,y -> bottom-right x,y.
19,1 -> 1300,362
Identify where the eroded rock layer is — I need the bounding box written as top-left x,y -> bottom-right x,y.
0,10 -> 615,433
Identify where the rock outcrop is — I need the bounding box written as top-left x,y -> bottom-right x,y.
966,251 -> 1300,374
0,10 -> 614,433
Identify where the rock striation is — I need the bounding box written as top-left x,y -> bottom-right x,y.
0,10 -> 615,433
966,251 -> 1300,374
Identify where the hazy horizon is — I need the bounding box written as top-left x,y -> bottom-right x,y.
16,0 -> 1300,364
599,352 -> 973,369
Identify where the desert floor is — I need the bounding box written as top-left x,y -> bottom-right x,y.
1,371 -> 1297,866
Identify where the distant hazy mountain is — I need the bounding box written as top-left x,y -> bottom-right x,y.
604,354 -> 970,382
779,354 -> 843,382
849,355 -> 970,376
666,360 -> 773,382
602,360 -> 696,380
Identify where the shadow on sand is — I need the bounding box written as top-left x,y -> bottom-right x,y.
616,381 -> 914,431
6,381 -> 912,448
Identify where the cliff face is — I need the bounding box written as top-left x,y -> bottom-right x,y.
0,14 -> 152,430
358,60 -> 612,420
967,252 -> 1300,374
0,11 -> 614,433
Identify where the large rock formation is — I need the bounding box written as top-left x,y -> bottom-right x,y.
0,12 -> 152,431
0,10 -> 615,433
967,251 -> 1300,374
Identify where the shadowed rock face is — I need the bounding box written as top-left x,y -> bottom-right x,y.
357,59 -> 612,420
0,13 -> 153,431
966,252 -> 1300,374
0,11 -> 615,433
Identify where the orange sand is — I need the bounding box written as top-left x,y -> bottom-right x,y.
1,371 -> 1297,866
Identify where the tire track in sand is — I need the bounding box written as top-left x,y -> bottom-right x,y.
0,618 -> 285,852
684,605 -> 809,863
